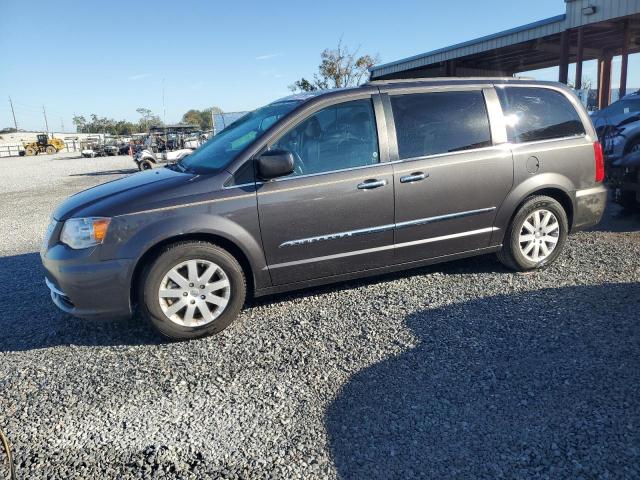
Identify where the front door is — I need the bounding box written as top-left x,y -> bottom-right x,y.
386,88 -> 513,263
257,97 -> 395,285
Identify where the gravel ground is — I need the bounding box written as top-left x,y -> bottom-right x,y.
0,154 -> 639,479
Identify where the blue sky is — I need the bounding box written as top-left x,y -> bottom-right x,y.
0,0 -> 637,131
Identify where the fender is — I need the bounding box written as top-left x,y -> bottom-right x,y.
491,172 -> 575,245
102,210 -> 270,290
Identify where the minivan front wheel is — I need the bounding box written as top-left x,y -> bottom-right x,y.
498,195 -> 568,271
139,242 -> 246,340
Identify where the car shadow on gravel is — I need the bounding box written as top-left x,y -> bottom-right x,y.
587,196 -> 640,233
326,283 -> 640,479
0,253 -> 163,352
249,253 -> 506,309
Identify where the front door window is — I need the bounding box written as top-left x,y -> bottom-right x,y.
271,99 -> 379,176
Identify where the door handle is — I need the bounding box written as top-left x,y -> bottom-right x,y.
400,172 -> 428,183
357,179 -> 387,190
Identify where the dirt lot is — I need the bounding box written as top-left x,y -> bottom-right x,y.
0,153 -> 639,479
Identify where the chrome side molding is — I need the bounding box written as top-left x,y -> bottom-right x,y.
279,207 -> 496,248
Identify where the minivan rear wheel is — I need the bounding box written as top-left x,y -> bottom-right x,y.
497,195 -> 568,271
139,241 -> 246,340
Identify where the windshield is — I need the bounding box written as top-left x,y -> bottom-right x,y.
180,100 -> 301,173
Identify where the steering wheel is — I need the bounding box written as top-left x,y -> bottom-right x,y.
337,135 -> 367,151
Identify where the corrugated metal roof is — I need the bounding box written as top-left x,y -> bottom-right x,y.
370,15 -> 566,78
370,0 -> 640,79
565,0 -> 640,27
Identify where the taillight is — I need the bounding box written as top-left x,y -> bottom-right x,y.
594,141 -> 605,183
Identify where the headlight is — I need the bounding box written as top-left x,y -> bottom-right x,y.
60,217 -> 111,249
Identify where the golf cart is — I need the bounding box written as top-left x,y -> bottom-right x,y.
133,124 -> 201,170
80,137 -> 107,158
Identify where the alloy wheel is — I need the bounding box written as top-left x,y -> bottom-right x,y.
518,209 -> 560,263
158,259 -> 231,327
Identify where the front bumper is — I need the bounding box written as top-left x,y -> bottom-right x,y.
572,185 -> 608,231
42,243 -> 134,319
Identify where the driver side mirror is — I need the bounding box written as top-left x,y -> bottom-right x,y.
256,149 -> 294,180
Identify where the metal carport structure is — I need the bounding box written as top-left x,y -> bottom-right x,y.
370,0 -> 640,109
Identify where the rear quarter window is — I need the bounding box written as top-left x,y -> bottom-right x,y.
496,87 -> 585,143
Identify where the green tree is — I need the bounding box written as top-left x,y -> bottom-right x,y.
290,78 -> 318,92
181,107 -> 223,130
290,40 -> 379,92
72,114 -> 143,135
72,115 -> 87,133
136,107 -> 162,131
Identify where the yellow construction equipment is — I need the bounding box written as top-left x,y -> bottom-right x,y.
23,134 -> 65,155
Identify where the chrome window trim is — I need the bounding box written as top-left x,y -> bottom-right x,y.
507,133 -> 590,148
270,161 -> 388,183
279,207 -> 496,248
387,144 -> 508,166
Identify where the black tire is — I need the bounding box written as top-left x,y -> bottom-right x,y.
619,190 -> 640,212
497,195 -> 568,271
139,241 -> 246,340
45,145 -> 56,154
140,160 -> 153,171
624,138 -> 640,155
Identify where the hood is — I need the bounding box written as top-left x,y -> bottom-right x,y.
53,167 -> 195,221
592,110 -> 637,128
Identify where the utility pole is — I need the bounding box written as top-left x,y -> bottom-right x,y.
60,117 -> 65,132
42,106 -> 49,133
162,78 -> 166,125
8,97 -> 18,130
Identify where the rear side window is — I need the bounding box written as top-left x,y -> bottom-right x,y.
496,87 -> 585,143
390,91 -> 492,160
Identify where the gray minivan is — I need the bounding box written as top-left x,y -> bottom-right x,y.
42,78 -> 607,339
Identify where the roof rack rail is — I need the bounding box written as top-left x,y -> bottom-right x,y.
366,76 -> 535,85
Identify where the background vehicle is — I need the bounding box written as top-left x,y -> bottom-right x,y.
80,141 -> 106,158
118,143 -> 133,155
23,134 -> 65,155
134,147 -> 192,170
103,143 -> 119,156
132,125 -> 200,170
591,91 -> 640,210
593,91 -> 640,162
607,149 -> 640,210
43,79 -> 606,340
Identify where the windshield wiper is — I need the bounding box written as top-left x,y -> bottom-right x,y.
165,160 -> 187,173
